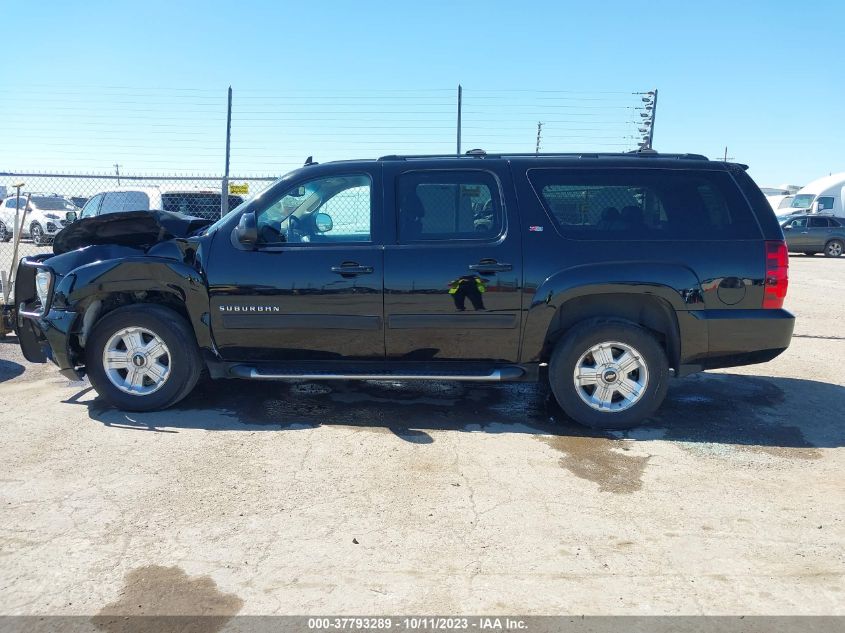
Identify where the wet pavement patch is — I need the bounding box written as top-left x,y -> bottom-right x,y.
92,565 -> 243,633
539,435 -> 649,493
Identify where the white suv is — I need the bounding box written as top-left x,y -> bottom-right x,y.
0,194 -> 79,245
79,186 -> 245,221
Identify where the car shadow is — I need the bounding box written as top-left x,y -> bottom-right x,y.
0,336 -> 25,383
77,371 -> 845,450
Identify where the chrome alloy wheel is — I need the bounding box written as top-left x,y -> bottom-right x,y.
573,341 -> 649,413
102,326 -> 171,395
827,241 -> 843,257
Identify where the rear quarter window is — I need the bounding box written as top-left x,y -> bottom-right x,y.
527,168 -> 761,240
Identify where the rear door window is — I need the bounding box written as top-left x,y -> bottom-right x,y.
396,170 -> 504,242
527,168 -> 760,240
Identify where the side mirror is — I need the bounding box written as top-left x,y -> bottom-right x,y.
314,212 -> 333,233
65,211 -> 77,223
235,212 -> 258,246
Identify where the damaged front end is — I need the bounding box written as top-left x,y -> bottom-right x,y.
13,211 -> 212,379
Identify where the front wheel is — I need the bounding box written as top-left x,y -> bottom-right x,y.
30,223 -> 48,246
548,320 -> 669,430
86,305 -> 202,411
824,239 -> 843,258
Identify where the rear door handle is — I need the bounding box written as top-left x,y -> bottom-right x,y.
331,262 -> 374,276
469,260 -> 512,273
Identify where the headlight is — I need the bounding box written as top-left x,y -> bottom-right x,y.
35,268 -> 53,309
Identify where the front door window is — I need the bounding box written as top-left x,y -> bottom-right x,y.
255,175 -> 372,245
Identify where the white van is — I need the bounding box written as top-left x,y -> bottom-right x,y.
79,186 -> 245,222
777,172 -> 845,220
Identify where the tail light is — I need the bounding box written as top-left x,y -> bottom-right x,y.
763,240 -> 789,309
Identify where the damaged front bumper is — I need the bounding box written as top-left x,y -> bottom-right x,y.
14,256 -> 84,380
17,308 -> 83,380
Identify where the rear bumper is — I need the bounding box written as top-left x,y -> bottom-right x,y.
684,308 -> 795,372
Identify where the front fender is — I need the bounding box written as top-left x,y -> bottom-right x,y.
57,257 -> 213,350
520,261 -> 705,363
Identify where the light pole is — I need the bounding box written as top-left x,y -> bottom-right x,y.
637,89 -> 657,150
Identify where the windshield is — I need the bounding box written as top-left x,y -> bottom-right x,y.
791,194 -> 815,208
31,196 -> 76,211
198,168 -> 306,236
777,197 -> 794,209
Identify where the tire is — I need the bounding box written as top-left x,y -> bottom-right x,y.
548,319 -> 669,430
86,305 -> 203,411
30,223 -> 47,246
824,239 -> 843,258
0,221 -> 9,242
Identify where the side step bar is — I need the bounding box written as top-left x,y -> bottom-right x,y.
229,365 -> 526,382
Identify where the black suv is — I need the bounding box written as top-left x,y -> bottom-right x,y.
13,151 -> 794,429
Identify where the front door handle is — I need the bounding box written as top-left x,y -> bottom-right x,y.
469,259 -> 512,273
331,262 -> 374,277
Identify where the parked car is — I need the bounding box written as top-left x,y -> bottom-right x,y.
0,194 -> 78,245
14,151 -> 794,430
79,186 -> 245,221
781,214 -> 845,257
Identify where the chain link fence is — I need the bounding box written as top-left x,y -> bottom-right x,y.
0,173 -> 278,294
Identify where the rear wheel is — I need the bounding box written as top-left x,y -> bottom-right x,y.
86,305 -> 202,411
824,239 -> 843,258
549,320 -> 669,430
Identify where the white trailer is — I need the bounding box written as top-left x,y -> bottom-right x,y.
778,172 -> 845,219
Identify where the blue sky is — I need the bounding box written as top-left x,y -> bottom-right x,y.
2,0 -> 843,186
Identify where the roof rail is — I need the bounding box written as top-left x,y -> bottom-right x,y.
377,151 -> 709,161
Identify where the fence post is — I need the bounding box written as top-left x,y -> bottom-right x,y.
221,86 -> 233,218
456,84 -> 462,156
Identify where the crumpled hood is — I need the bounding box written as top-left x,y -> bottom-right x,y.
52,210 -> 212,255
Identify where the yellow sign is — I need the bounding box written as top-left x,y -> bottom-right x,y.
229,183 -> 248,195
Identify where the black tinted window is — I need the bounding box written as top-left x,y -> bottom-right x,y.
808,217 -> 830,228
830,218 -> 843,227
397,171 -> 503,242
528,168 -> 760,240
161,193 -> 243,220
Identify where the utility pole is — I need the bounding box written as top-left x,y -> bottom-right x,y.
222,86 -> 233,218
722,146 -> 735,162
646,88 -> 658,149
456,84 -> 462,156
113,163 -> 121,185
7,185 -> 29,298
535,122 -> 543,155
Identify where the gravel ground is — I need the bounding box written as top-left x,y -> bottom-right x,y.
0,255 -> 843,617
